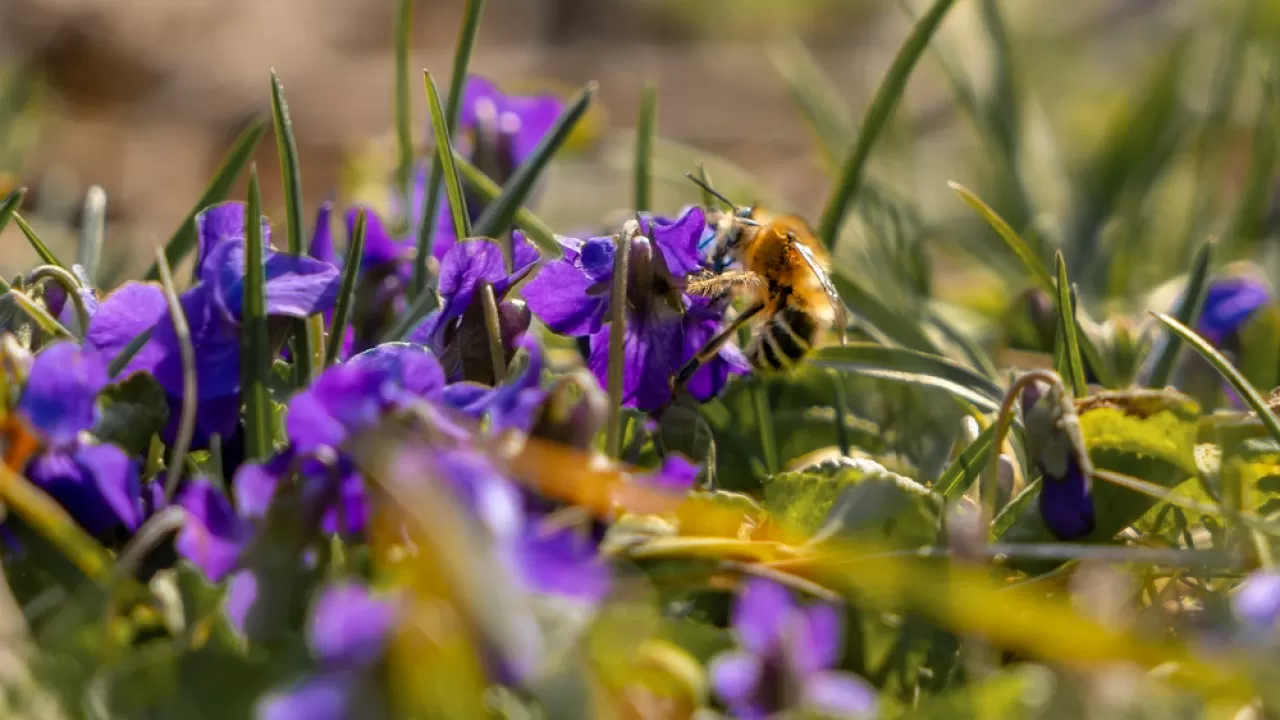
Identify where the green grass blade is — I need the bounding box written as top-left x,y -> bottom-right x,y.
12,213 -> 68,270
605,227 -> 632,459
270,70 -> 316,388
816,0 -> 960,250
77,186 -> 105,284
768,35 -> 855,170
327,210 -> 366,366
424,71 -> 471,240
1230,74 -> 1279,249
934,418 -> 998,499
1146,237 -> 1213,388
1053,252 -> 1088,397
1150,311 -> 1280,444
949,181 -> 1053,289
809,344 -> 1005,413
241,167 -> 272,462
950,181 -> 1115,387
454,154 -> 559,255
0,187 -> 24,237
393,0 -> 414,200
472,83 -> 597,239
145,118 -> 268,281
634,81 -> 657,213
412,0 -> 487,294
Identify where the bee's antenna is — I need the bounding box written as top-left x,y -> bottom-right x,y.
683,172 -> 737,211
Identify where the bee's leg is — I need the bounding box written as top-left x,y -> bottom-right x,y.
672,301 -> 766,391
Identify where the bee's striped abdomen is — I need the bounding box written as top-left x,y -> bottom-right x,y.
746,305 -> 821,372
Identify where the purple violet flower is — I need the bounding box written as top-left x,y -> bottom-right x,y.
1020,380 -> 1095,540
709,579 -> 877,720
1196,275 -> 1272,347
254,582 -> 398,720
523,206 -> 748,411
174,477 -> 249,581
86,202 -> 341,446
15,341 -> 142,538
409,236 -> 539,384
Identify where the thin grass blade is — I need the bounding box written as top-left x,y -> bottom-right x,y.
413,0 -> 487,293
1053,252 -> 1088,397
816,0 -> 960,250
934,418 -> 997,498
241,167 -> 272,461
1145,237 -> 1214,388
424,71 -> 471,239
108,328 -> 153,379
393,0 -> 415,200
634,81 -> 657,213
76,186 -> 105,284
472,83 -> 596,239
383,285 -> 439,343
327,210 -> 366,366
270,70 -> 316,387
454,154 -> 559,255
1150,311 -> 1280,444
809,344 -> 1005,413
11,213 -> 67,270
0,187 -> 24,236
768,35 -> 855,170
145,118 -> 268,281
830,269 -> 939,354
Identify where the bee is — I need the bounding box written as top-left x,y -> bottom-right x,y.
674,174 -> 848,388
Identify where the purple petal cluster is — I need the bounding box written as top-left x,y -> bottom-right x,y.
85,202 -> 341,446
710,579 -> 877,720
523,206 -> 747,411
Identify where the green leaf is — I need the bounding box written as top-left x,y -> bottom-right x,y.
270,70 -> 316,389
471,83 -> 597,239
424,71 -> 472,239
7,289 -> 72,339
12,212 -> 68,270
413,0 -> 487,293
764,458 -> 940,546
816,0 -> 960,250
1145,237 -> 1213,388
326,209 -> 365,366
809,343 -> 1004,413
900,665 -> 1055,719
94,373 -> 170,456
634,81 -> 657,213
241,168 -> 272,462
454,153 -> 560,255
1151,311 -> 1280,445
1238,303 -> 1280,396
996,389 -> 1201,553
768,35 -> 855,170
1053,252 -> 1087,397
145,118 -> 268,281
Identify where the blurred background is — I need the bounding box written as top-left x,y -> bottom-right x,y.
0,0 -> 1274,295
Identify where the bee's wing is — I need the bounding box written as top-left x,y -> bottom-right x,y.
793,241 -> 848,345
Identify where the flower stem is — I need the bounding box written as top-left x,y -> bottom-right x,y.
153,245 -> 196,501
0,461 -> 110,582
604,226 -> 633,459
28,264 -> 89,337
982,370 -> 1063,533
478,281 -> 507,385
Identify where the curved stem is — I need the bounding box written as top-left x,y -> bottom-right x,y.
477,281 -> 507,385
29,264 -> 90,336
981,369 -> 1066,533
153,247 -> 197,501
